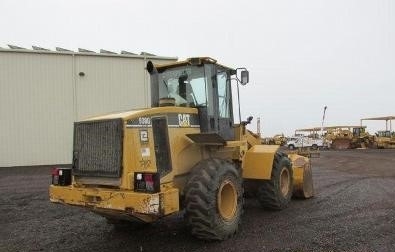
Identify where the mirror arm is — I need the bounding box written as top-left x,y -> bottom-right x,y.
231,77 -> 242,124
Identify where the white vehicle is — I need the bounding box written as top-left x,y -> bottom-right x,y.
287,136 -> 325,150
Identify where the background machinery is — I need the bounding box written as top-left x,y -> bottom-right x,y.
361,116 -> 395,149
263,133 -> 287,145
324,125 -> 374,149
49,57 -> 314,241
294,125 -> 374,150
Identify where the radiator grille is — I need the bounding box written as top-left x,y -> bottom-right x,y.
73,119 -> 123,178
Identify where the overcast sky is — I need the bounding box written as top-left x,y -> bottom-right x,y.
1,0 -> 394,136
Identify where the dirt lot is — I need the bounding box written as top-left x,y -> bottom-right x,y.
1,149 -> 395,252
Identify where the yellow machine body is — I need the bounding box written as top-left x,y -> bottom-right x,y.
242,145 -> 278,179
50,107 -> 313,222
376,136 -> 395,149
50,106 -> 208,222
49,57 -> 313,225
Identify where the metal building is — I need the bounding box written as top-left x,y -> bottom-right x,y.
0,46 -> 177,167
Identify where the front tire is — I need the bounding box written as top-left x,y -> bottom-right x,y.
184,159 -> 243,241
257,152 -> 293,210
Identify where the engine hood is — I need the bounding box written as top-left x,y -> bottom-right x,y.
81,106 -> 198,122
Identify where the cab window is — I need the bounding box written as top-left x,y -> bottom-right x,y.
217,70 -> 231,118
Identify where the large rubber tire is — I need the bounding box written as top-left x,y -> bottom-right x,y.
184,158 -> 243,241
257,152 -> 293,210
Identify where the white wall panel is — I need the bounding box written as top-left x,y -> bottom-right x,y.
75,56 -> 147,120
0,49 -> 176,167
0,52 -> 74,166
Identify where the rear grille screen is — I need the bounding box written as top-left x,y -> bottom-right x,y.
73,119 -> 123,178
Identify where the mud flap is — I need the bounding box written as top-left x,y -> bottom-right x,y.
288,154 -> 314,199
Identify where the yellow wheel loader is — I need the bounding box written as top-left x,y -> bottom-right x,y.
49,57 -> 313,241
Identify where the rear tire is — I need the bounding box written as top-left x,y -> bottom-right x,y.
257,152 -> 293,210
184,158 -> 243,241
288,144 -> 295,150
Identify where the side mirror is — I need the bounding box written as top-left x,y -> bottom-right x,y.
241,116 -> 253,126
146,61 -> 156,74
240,70 -> 249,85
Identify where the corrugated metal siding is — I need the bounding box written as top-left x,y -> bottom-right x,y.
0,52 -> 74,166
75,56 -> 146,120
0,50 -> 176,167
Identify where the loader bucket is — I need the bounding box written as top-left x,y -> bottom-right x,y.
288,154 -> 314,199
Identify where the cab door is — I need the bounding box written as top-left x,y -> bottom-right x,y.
215,68 -> 234,140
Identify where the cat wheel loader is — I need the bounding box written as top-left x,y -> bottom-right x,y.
49,57 -> 314,241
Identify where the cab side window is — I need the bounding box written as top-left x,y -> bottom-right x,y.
217,71 -> 230,118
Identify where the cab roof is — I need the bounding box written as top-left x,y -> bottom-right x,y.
361,116 -> 395,121
154,57 -> 236,75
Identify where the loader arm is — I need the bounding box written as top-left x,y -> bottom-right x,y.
245,130 -> 262,147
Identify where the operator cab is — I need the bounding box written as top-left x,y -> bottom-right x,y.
353,127 -> 365,137
376,130 -> 392,138
147,57 -> 249,141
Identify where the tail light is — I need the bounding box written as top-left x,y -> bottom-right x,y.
51,167 -> 72,186
134,172 -> 160,193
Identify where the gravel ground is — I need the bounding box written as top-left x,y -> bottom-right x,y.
1,149 -> 394,252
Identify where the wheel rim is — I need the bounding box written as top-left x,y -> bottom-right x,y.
280,167 -> 290,196
217,179 -> 237,220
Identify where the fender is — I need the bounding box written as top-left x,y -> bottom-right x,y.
242,145 -> 279,180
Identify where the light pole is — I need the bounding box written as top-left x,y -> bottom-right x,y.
321,106 -> 327,137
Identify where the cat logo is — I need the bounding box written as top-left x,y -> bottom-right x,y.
178,114 -> 191,127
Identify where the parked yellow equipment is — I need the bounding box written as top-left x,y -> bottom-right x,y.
324,126 -> 374,149
349,126 -> 375,149
49,57 -> 313,240
361,116 -> 395,149
270,134 -> 287,145
262,134 -> 287,145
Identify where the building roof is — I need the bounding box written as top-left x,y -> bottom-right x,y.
0,45 -> 177,60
